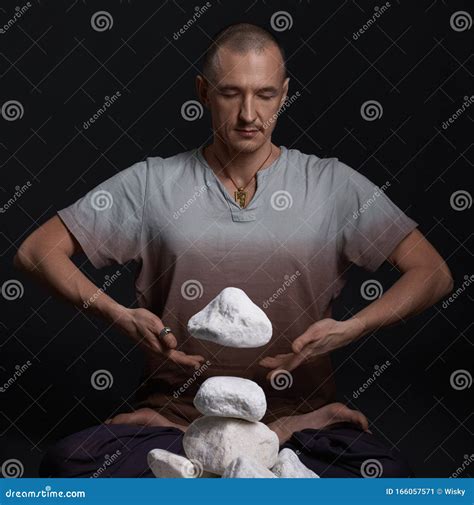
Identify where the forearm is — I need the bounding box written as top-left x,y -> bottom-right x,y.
14,247 -> 127,324
349,266 -> 453,338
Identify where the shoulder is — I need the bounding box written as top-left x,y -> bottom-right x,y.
145,149 -> 196,182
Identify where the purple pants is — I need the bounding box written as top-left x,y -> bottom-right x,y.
39,421 -> 413,478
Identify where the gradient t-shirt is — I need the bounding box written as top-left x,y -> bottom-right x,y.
57,145 -> 418,424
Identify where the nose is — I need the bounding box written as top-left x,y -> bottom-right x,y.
238,95 -> 257,125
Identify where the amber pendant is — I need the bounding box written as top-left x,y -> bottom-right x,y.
234,188 -> 247,208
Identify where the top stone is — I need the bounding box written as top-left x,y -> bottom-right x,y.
187,287 -> 272,348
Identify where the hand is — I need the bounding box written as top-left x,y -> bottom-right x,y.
114,307 -> 205,368
259,318 -> 364,380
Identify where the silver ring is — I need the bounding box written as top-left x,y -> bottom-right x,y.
158,326 -> 173,341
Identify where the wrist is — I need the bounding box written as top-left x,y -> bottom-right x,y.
342,316 -> 366,341
105,303 -> 131,328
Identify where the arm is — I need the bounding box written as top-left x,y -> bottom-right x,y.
260,229 -> 454,374
13,215 -> 204,367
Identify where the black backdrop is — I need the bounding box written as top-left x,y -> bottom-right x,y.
0,0 -> 472,478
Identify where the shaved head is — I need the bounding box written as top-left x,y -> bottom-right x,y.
202,22 -> 287,83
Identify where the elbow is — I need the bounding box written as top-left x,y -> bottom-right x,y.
13,240 -> 35,272
438,263 -> 454,297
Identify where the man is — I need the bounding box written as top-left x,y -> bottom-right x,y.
14,23 -> 453,478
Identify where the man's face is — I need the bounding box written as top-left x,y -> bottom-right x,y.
199,45 -> 289,154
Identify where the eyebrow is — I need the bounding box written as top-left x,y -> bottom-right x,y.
216,85 -> 279,94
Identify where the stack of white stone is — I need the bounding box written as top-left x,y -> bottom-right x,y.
147,287 -> 319,478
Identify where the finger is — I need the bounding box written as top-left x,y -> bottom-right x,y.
292,332 -> 317,354
160,330 -> 177,350
259,356 -> 286,368
167,349 -> 203,368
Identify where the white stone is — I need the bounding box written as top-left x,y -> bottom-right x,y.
183,416 -> 279,475
147,449 -> 203,478
194,376 -> 267,422
271,448 -> 319,478
222,456 -> 277,478
187,287 -> 272,348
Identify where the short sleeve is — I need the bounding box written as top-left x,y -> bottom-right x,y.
57,160 -> 148,269
336,159 -> 418,272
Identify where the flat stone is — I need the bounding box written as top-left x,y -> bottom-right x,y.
148,449 -> 203,478
271,448 -> 319,478
194,376 -> 266,422
187,287 -> 272,348
222,456 -> 277,478
183,416 -> 279,475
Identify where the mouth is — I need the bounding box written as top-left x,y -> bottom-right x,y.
235,128 -> 259,138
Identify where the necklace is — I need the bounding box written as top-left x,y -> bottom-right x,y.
210,145 -> 273,208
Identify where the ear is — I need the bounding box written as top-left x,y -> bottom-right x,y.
279,77 -> 290,109
196,75 -> 210,108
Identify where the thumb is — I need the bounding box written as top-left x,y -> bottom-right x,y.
292,331 -> 316,353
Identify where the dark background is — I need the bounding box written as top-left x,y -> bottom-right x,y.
0,0 -> 472,478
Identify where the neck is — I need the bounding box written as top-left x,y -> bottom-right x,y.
208,138 -> 279,183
